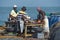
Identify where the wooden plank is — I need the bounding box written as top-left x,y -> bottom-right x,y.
24,23 -> 43,37
25,34 -> 32,37
25,24 -> 43,27
0,36 -> 23,38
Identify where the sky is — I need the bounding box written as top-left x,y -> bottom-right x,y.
0,0 -> 60,7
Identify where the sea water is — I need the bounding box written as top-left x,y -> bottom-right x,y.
0,7 -> 60,25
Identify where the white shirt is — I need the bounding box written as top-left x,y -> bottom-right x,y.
10,10 -> 17,17
43,16 -> 49,32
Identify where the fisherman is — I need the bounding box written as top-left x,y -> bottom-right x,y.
17,6 -> 30,35
37,7 -> 45,23
9,5 -> 18,21
37,7 -> 49,38
9,5 -> 18,34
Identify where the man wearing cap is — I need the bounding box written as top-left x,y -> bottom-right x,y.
9,5 -> 18,34
9,5 -> 18,20
17,6 -> 30,35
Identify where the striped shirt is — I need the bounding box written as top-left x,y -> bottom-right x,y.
17,14 -> 23,20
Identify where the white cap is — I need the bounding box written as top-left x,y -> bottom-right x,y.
13,5 -> 17,7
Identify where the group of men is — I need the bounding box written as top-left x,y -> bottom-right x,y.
9,5 -> 30,35
9,5 -> 49,37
